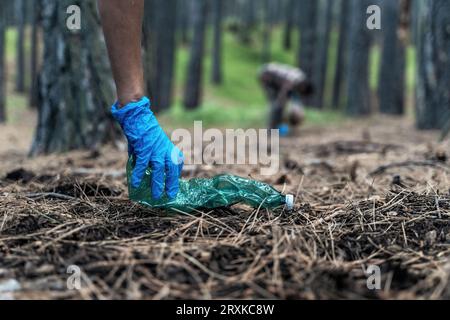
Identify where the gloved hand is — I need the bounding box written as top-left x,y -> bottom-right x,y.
112,97 -> 183,200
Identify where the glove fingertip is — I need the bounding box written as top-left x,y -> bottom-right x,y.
165,159 -> 181,200
131,161 -> 148,189
170,147 -> 184,166
166,184 -> 179,200
152,185 -> 164,200
131,175 -> 142,189
151,162 -> 165,200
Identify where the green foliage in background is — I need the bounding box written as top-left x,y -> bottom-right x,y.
4,26 -> 417,128
4,28 -> 29,124
161,27 -> 342,129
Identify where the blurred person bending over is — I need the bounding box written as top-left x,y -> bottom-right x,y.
259,63 -> 313,134
97,0 -> 183,200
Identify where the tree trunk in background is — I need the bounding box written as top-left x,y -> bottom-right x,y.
313,0 -> 333,109
416,0 -> 450,131
345,0 -> 372,116
244,0 -> 256,29
332,0 -> 350,109
178,0 -> 190,45
283,0 -> 296,51
15,0 -> 26,93
30,0 -> 118,156
211,0 -> 223,85
369,0 -> 384,44
29,0 -> 41,108
144,0 -> 177,113
298,0 -> 318,107
225,0 -> 238,19
378,0 -> 406,115
411,0 -> 421,46
298,0 -> 317,72
262,0 -> 272,63
239,0 -> 256,45
0,0 -> 6,123
273,0 -> 284,24
183,0 -> 208,110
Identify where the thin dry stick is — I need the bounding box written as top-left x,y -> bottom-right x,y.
310,209 -> 346,228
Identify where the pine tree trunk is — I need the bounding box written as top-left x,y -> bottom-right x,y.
283,0 -> 296,50
313,0 -> 333,109
144,0 -> 177,113
5,1 -> 14,26
298,0 -> 318,107
15,0 -> 26,93
298,0 -> 318,76
345,0 -> 372,116
332,0 -> 350,109
411,0 -> 421,46
238,0 -> 256,45
211,0 -> 223,85
183,0 -> 208,110
432,0 -> 450,134
378,0 -> 406,115
178,0 -> 190,45
262,0 -> 272,63
416,0 -> 450,131
0,0 -> 6,123
30,0 -> 119,156
29,0 -> 41,108
244,0 -> 256,29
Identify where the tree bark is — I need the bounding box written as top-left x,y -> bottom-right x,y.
143,0 -> 177,113
298,0 -> 318,107
178,0 -> 190,45
378,0 -> 406,115
211,0 -> 223,85
262,0 -> 272,63
237,0 -> 256,45
15,0 -> 26,93
313,0 -> 333,109
183,0 -> 208,110
298,0 -> 318,76
332,0 -> 350,109
283,0 -> 296,51
345,0 -> 372,116
416,0 -> 450,131
29,0 -> 41,108
411,0 -> 421,46
244,0 -> 256,30
0,0 -> 7,123
30,0 -> 119,156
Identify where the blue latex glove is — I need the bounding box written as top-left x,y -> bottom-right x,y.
278,124 -> 290,137
111,97 -> 183,200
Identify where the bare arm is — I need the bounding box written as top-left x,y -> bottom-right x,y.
97,0 -> 145,107
275,82 -> 295,109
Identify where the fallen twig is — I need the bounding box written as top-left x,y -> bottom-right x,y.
24,192 -> 76,201
370,161 -> 450,176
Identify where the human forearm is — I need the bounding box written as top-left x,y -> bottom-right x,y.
98,0 -> 145,106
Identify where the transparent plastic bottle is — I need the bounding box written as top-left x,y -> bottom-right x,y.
126,157 -> 294,212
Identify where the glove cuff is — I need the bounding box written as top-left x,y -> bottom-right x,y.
111,96 -> 152,126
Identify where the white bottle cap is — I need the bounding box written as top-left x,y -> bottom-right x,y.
285,194 -> 294,211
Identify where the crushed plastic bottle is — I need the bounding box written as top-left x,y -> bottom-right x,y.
126,156 -> 294,212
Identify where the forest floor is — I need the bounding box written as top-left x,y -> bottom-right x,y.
0,115 -> 449,300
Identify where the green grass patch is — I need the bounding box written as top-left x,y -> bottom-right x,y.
369,45 -> 381,91
5,27 -> 33,89
5,94 -> 28,124
406,46 -> 416,94
5,28 -> 17,61
3,28 -> 34,124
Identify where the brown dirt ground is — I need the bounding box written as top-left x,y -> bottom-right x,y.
0,115 -> 449,300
